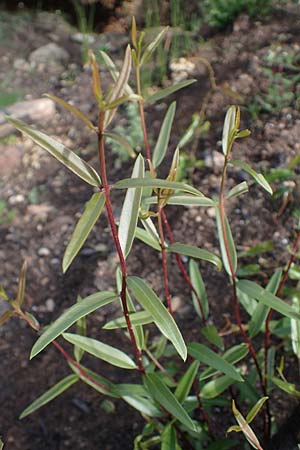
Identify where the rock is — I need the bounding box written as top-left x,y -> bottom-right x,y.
71,33 -> 95,45
38,247 -> 50,257
29,43 -> 70,66
0,98 -> 56,138
204,150 -> 225,172
170,57 -> 196,82
45,298 -> 55,312
8,194 -> 25,205
0,145 -> 23,177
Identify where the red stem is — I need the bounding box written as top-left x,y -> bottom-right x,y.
161,209 -> 207,323
97,112 -> 144,373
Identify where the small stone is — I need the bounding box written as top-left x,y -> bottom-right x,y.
29,43 -> 70,66
38,247 -> 50,257
8,194 -> 25,205
206,207 -> 216,218
45,298 -> 55,312
204,150 -> 225,172
71,32 -> 95,45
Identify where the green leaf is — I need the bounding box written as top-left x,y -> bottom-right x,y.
175,361 -> 199,403
237,279 -> 300,320
63,333 -> 136,369
0,437 -> 3,450
189,260 -> 209,320
127,276 -> 187,361
118,154 -> 144,258
73,296 -> 87,363
30,291 -> 117,359
146,79 -> 196,105
231,400 -> 263,450
200,343 -> 249,381
99,50 -> 134,96
167,243 -> 221,270
230,160 -> 273,195
104,131 -> 136,158
16,260 -> 27,307
153,102 -> 176,169
44,94 -> 96,131
6,116 -> 101,187
114,178 -> 203,197
226,182 -> 248,200
216,208 -> 237,277
135,226 -> 161,251
140,27 -> 169,65
123,395 -> 162,417
103,310 -> 153,329
249,269 -> 282,338
145,373 -> 198,432
188,343 -> 243,382
290,296 -> 300,359
63,192 -> 106,273
69,361 -> 117,396
239,241 -> 273,258
222,106 -> 237,155
144,194 -> 215,207
246,397 -> 269,424
201,375 -> 235,399
19,374 -> 78,419
161,423 -> 177,450
269,376 -> 300,398
201,325 -> 224,351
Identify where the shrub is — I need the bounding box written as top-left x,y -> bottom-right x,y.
2,20 -> 300,450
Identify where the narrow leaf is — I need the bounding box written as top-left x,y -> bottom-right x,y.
6,117 -> 101,187
69,361 -> 116,396
175,360 -> 199,403
30,291 -> 117,358
189,260 -> 209,319
167,243 -> 221,270
153,102 -> 176,169
73,296 -> 86,363
144,194 -> 214,207
216,208 -> 237,276
16,260 -> 27,307
188,343 -> 243,382
201,325 -> 224,350
145,373 -> 198,432
222,106 -> 237,155
103,310 -> 153,329
201,375 -> 234,399
118,154 -> 144,258
140,27 -> 169,65
135,226 -> 161,251
20,374 -> 78,419
237,279 -> 300,320
123,395 -> 162,417
200,343 -> 249,381
226,181 -> 248,200
63,333 -> 136,369
230,160 -> 273,195
231,400 -> 263,449
90,51 -> 102,104
161,423 -> 177,450
269,376 -> 300,398
291,296 -> 300,358
100,50 -> 134,96
114,178 -> 203,197
246,397 -> 269,424
45,94 -> 96,131
127,276 -> 187,361
63,192 -> 105,273
105,131 -> 136,158
146,79 -> 196,105
0,310 -> 13,326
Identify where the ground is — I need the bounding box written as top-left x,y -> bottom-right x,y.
0,4 -> 300,450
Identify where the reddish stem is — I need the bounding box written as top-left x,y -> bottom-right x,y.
158,205 -> 173,314
161,209 -> 207,323
264,230 -> 300,386
97,112 -> 144,373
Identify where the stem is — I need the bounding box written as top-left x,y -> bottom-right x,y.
219,156 -> 270,438
145,348 -> 175,383
264,230 -> 300,387
16,309 -> 110,394
192,376 -> 213,434
158,204 -> 173,314
97,112 -> 144,373
161,209 -> 207,324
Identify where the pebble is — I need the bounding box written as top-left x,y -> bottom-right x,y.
206,207 -> 216,218
45,298 -> 55,312
38,247 -> 50,257
8,194 -> 25,205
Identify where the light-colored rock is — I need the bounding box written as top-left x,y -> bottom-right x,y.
38,247 -> 50,257
0,98 -> 56,138
204,150 -> 225,172
45,298 -> 55,312
29,43 -> 70,66
0,145 -> 23,176
71,32 -> 95,45
170,57 -> 196,82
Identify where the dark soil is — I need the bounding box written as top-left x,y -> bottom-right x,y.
1,4 -> 300,450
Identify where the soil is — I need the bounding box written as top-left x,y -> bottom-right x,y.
1,4 -> 300,450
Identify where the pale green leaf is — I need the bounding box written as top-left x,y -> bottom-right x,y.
167,243 -> 221,270
145,373 -> 198,432
16,260 -> 27,307
153,102 -> 176,169
161,423 -> 177,450
201,325 -> 224,351
200,343 -> 249,381
105,131 -> 136,158
6,116 -> 101,187
73,295 -> 86,363
103,310 -> 153,329
63,192 -> 106,273
246,397 -> 269,424
30,291 -> 117,358
118,154 -> 144,258
140,27 -> 169,65
144,194 -> 215,207
230,160 -> 273,195
19,374 -> 78,419
114,178 -> 203,197
232,400 -> 262,449
237,279 -> 300,320
135,226 -> 161,251
175,360 -> 199,403
127,276 -> 187,361
216,208 -> 237,276
63,333 -> 136,369
291,296 -> 300,359
188,343 -> 243,382
189,260 -> 209,319
69,361 -> 117,397
146,80 -> 196,105
226,181 -> 248,200
201,375 -> 235,399
222,106 -> 237,155
269,376 -> 300,398
123,395 -> 162,417
99,50 -> 134,96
